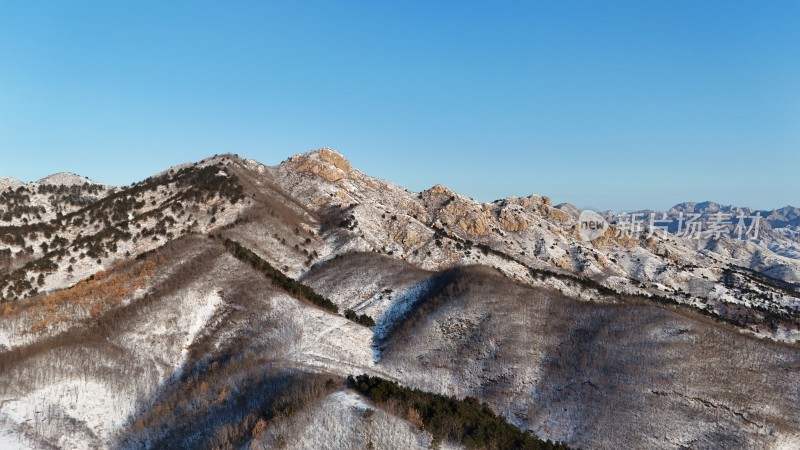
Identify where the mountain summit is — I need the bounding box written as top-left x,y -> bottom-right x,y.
35,172 -> 103,186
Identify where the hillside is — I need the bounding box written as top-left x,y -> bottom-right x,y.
0,149 -> 798,449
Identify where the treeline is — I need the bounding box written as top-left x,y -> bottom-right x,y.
727,265 -> 800,298
174,163 -> 246,206
0,223 -> 133,301
344,308 -> 375,327
36,182 -> 105,196
220,238 -> 339,313
0,185 -> 44,222
348,374 -> 573,450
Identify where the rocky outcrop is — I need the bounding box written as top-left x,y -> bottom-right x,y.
497,204 -> 532,232
289,148 -> 352,182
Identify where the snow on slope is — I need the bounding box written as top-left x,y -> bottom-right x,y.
373,279 -> 433,344
0,288 -> 228,450
0,172 -> 110,228
0,178 -> 23,191
35,173 -> 102,186
266,292 -> 379,377
0,421 -> 36,450
1,150 -> 798,449
1,380 -> 134,448
177,292 -> 224,373
251,390 -> 460,450
267,148 -> 800,342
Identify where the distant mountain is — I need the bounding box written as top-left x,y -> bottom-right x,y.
0,149 -> 797,450
668,201 -> 800,228
605,201 -> 800,261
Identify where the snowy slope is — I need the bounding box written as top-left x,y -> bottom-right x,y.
0,149 -> 798,449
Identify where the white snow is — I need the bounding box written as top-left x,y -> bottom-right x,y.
251,389 -> 457,450
268,293 -> 378,376
179,292 -> 224,365
0,177 -> 23,191
373,280 -> 433,343
35,172 -> 101,186
0,430 -> 33,450
1,380 -> 136,448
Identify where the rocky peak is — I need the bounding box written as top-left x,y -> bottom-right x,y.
285,147 -> 352,182
669,201 -> 730,215
425,184 -> 455,197
497,194 -> 553,211
419,184 -> 494,236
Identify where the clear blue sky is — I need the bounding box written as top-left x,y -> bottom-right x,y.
0,1 -> 797,211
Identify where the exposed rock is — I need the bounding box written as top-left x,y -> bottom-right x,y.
497,204 -> 532,232
288,147 -> 352,182
554,255 -> 573,270
388,224 -> 426,250
443,202 -> 492,236
545,207 -> 570,223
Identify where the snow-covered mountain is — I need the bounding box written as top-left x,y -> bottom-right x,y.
0,148 -> 798,449
667,201 -> 800,260
0,173 -> 110,227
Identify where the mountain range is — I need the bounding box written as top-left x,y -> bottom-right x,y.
0,148 -> 797,449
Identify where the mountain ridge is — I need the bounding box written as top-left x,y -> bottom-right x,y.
3,150 -> 795,231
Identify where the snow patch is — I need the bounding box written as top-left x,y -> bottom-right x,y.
0,178 -> 22,191
1,380 -> 135,446
181,292 -> 224,360
254,389 -> 450,450
373,279 -> 433,342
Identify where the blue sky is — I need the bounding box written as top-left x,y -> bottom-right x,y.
0,1 -> 797,211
